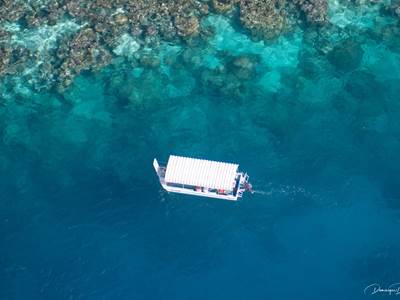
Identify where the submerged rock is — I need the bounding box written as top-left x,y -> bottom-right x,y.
327,38 -> 364,71
345,70 -> 380,100
385,0 -> 400,19
379,24 -> 400,52
229,55 -> 257,80
299,49 -> 329,79
139,54 -> 160,68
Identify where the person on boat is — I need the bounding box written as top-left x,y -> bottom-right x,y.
245,182 -> 254,194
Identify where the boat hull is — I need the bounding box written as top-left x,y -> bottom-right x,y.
161,183 -> 239,201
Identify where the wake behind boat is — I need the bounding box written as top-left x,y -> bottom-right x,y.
153,155 -> 253,201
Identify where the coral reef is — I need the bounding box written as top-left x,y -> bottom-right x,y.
56,28 -> 112,89
174,16 -> 200,37
239,0 -> 287,39
0,29 -> 11,76
294,0 -> 329,25
0,0 -> 211,89
0,28 -> 32,77
0,0 -> 394,91
212,0 -> 239,13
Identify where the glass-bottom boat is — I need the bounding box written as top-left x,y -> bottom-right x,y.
153,155 -> 253,201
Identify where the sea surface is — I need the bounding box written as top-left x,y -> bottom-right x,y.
1,2 -> 400,300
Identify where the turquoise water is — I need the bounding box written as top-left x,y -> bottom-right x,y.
1,2 -> 400,299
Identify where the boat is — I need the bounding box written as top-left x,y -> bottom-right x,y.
153,155 -> 253,201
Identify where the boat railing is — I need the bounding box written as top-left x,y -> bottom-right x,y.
153,159 -> 166,183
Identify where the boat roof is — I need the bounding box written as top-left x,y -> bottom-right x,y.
164,155 -> 239,190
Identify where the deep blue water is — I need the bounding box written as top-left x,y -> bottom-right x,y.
1,3 -> 400,300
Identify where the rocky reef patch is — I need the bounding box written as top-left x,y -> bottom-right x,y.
0,1 -> 398,103
0,0 -> 343,91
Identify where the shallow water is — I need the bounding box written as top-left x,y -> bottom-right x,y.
1,2 -> 400,299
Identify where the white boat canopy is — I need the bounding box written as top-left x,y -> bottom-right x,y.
164,155 -> 239,190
